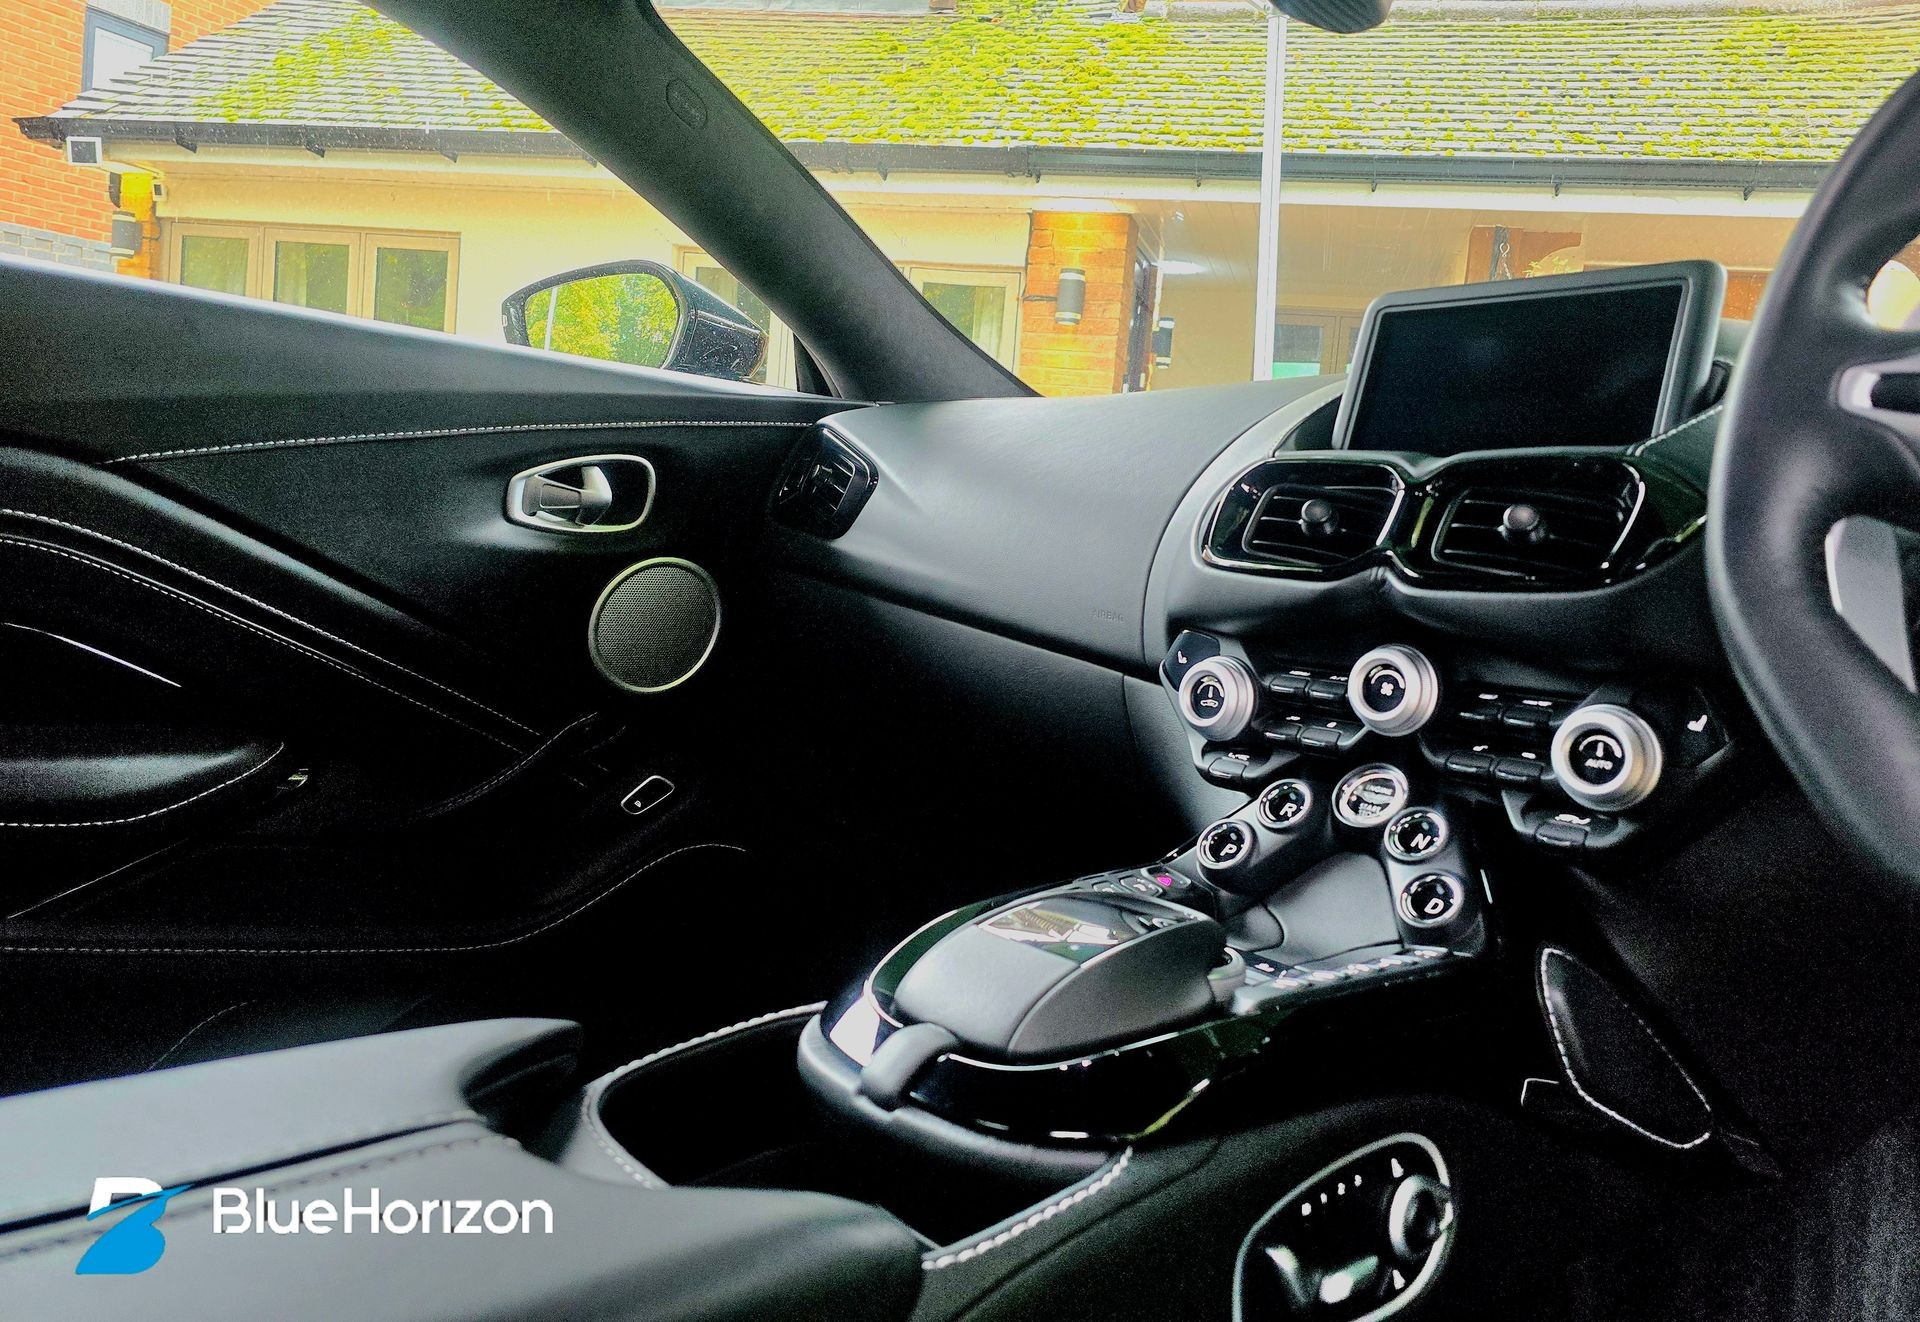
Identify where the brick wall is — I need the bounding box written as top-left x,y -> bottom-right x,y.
1,0 -> 264,252
1014,211 -> 1136,397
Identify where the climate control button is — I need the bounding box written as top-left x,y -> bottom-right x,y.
1346,644 -> 1440,737
1550,704 -> 1664,811
1179,656 -> 1259,742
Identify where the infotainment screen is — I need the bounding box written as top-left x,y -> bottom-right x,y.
1332,262 -> 1721,457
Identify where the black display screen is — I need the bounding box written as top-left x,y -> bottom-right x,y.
1342,281 -> 1686,456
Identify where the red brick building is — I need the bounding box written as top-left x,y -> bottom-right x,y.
1,0 -> 261,270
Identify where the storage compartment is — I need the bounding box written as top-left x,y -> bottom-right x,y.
579,1010 -> 1111,1247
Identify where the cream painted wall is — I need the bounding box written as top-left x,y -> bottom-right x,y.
146,152 -> 1808,393
154,160 -> 1034,343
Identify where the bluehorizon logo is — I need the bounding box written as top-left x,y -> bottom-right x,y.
76,1178 -> 192,1276
74,1175 -> 557,1275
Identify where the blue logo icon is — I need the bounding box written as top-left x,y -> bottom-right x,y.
77,1178 -> 191,1275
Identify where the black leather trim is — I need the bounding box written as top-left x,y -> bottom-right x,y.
1535,946 -> 1713,1151
0,726 -> 282,830
0,1019 -> 925,1322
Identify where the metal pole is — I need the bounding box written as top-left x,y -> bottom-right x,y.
1252,11 -> 1287,381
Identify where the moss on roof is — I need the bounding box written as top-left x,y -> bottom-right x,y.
37,0 -> 1920,163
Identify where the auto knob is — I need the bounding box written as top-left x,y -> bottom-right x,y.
1550,703 -> 1664,811
1178,656 -> 1259,742
1346,644 -> 1440,737
1386,1174 -> 1452,1263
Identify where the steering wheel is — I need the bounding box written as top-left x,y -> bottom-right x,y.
1711,68 -> 1920,885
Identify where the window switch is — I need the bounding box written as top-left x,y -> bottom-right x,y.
619,775 -> 675,816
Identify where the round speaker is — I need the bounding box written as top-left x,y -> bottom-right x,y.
588,558 -> 721,693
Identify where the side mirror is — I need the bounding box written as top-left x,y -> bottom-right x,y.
501,260 -> 767,382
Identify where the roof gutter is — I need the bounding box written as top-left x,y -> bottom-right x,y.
15,115 -> 1833,192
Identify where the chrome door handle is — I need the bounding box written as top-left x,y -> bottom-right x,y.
504,454 -> 655,534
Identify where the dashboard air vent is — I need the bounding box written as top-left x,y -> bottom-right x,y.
1430,464 -> 1640,580
772,428 -> 877,539
1237,464 -> 1401,568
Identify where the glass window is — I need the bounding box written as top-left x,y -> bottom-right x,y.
177,234 -> 250,296
167,225 -> 458,332
663,0 -> 1916,397
83,11 -> 166,91
905,268 -> 1022,369
273,239 -> 352,314
372,244 -> 453,331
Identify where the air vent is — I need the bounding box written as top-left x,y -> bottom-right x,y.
1236,463 -> 1401,568
772,428 -> 877,539
1431,465 -> 1640,580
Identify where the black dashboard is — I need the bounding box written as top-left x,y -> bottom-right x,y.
771,261 -> 1743,876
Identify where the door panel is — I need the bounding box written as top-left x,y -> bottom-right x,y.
0,257 -> 852,1094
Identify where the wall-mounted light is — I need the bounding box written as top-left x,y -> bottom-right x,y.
1153,317 -> 1176,368
108,208 -> 143,258
1055,268 -> 1086,326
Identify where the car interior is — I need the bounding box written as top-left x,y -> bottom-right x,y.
7,0 -> 1920,1317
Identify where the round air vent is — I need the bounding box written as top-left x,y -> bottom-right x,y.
588,558 -> 720,693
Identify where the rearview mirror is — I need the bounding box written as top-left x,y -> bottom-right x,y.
1268,0 -> 1390,33
501,260 -> 767,382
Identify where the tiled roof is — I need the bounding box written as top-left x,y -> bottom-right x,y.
26,0 -> 1920,162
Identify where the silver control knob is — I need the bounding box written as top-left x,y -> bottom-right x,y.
1346,644 -> 1440,737
1550,703 -> 1664,812
1387,1174 -> 1453,1263
1179,656 -> 1259,742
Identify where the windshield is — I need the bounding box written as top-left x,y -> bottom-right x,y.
7,0 -> 1917,397
661,0 -> 1920,393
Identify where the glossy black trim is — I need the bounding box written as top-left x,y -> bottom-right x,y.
1200,450 -> 1704,591
818,889 -> 1474,1144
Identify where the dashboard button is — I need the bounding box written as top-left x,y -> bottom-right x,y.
1161,631 -> 1220,688
1385,808 -> 1448,862
1257,779 -> 1313,830
1500,703 -> 1553,732
1347,645 -> 1441,737
1456,693 -> 1505,724
1306,678 -> 1350,706
1198,819 -> 1256,872
1333,764 -> 1410,829
1493,756 -> 1546,785
1260,720 -> 1302,748
1533,820 -> 1590,850
1399,873 -> 1465,927
1180,656 -> 1259,742
1266,670 -> 1312,699
1442,750 -> 1494,778
1361,662 -> 1409,714
1550,704 -> 1664,811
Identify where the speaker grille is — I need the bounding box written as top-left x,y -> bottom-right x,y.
588,559 -> 721,693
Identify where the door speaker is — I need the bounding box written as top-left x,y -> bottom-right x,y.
588,558 -> 721,693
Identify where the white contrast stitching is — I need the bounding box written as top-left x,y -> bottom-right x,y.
0,841 -> 745,956
1630,402 -> 1724,455
0,507 -> 540,738
411,712 -> 596,820
146,1000 -> 253,1070
106,419 -> 814,466
1537,946 -> 1712,1151
922,1148 -> 1132,1271
581,1003 -> 827,1190
0,743 -> 283,828
0,538 -> 519,752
